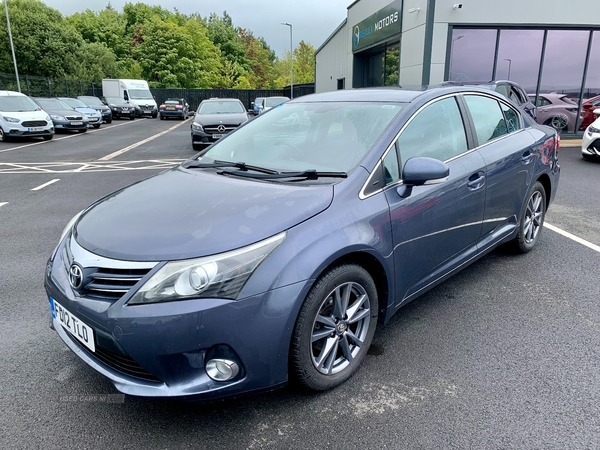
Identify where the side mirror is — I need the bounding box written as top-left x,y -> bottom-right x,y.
397,157 -> 449,198
593,108 -> 600,115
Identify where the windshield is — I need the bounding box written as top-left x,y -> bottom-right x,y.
79,97 -> 104,107
266,97 -> 289,107
0,95 -> 41,112
197,102 -> 405,174
36,99 -> 72,110
129,89 -> 153,99
105,97 -> 126,104
61,98 -> 87,108
198,101 -> 244,114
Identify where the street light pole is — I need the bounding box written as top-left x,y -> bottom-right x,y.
504,58 -> 512,80
281,22 -> 293,99
4,0 -> 21,92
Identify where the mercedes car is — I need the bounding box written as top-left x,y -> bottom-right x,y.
191,98 -> 249,150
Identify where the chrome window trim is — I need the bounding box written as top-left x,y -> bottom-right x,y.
359,91 -> 526,200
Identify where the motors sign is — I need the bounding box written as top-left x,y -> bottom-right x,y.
352,0 -> 402,53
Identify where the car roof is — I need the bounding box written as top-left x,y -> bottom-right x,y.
201,98 -> 242,103
0,90 -> 27,97
289,85 -> 499,104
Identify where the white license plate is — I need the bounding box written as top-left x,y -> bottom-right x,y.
28,127 -> 44,132
70,121 -> 83,126
50,297 -> 95,352
212,134 -> 224,139
144,110 -> 152,113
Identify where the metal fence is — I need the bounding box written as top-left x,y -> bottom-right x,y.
0,72 -> 315,109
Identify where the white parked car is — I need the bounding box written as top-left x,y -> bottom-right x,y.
582,109 -> 600,160
0,90 -> 54,142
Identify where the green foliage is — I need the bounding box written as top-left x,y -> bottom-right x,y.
0,0 -> 317,89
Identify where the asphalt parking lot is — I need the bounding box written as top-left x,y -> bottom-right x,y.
1,121 -> 599,449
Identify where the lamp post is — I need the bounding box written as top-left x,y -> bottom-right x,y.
504,58 -> 512,80
281,22 -> 293,99
4,0 -> 20,92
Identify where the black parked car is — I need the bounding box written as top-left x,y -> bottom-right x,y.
441,80 -> 537,120
78,96 -> 113,124
104,97 -> 137,120
191,98 -> 249,150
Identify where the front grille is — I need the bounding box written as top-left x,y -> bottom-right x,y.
204,124 -> 238,134
22,120 -> 47,127
66,332 -> 161,382
83,267 -> 152,300
66,116 -> 83,120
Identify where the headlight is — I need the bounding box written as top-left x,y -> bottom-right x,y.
128,232 -> 286,304
192,122 -> 204,132
588,125 -> 600,134
45,115 -> 51,122
111,107 -> 117,111
50,115 -> 65,121
82,114 -> 89,120
3,116 -> 19,123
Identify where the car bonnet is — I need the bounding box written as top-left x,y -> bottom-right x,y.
74,166 -> 334,261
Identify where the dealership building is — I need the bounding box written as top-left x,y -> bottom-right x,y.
315,0 -> 600,131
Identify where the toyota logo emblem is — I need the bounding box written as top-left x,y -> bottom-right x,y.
69,263 -> 84,290
217,125 -> 226,133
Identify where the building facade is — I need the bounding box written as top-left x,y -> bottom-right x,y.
315,0 -> 600,132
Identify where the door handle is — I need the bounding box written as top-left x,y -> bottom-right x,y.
467,172 -> 485,189
521,151 -> 533,164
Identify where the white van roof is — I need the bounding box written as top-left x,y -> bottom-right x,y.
0,90 -> 27,97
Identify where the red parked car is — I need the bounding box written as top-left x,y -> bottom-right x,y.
580,95 -> 600,131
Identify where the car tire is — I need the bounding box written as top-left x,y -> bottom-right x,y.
544,116 -> 568,132
0,126 -> 7,142
78,128 -> 87,133
42,135 -> 53,141
130,116 -> 135,121
290,264 -> 378,391
511,181 -> 547,253
192,143 -> 203,151
152,114 -> 157,119
93,124 -> 101,129
106,119 -> 112,124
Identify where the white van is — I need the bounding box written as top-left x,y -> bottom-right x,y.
0,90 -> 54,141
102,79 -> 158,118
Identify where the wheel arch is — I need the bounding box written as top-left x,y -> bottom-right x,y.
536,173 -> 552,210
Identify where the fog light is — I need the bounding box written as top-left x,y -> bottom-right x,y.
205,359 -> 239,381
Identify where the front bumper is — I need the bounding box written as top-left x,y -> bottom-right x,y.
53,119 -> 89,131
191,130 -> 230,146
111,109 -> 135,119
582,129 -> 600,157
45,237 -> 308,399
160,109 -> 185,118
5,126 -> 54,138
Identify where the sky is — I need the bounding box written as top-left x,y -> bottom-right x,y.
43,0 -> 350,57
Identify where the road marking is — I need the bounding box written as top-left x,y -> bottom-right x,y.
0,159 -> 184,174
0,120 -> 145,154
97,121 -> 188,161
545,222 -> 600,253
0,202 -> 8,208
31,179 -> 60,191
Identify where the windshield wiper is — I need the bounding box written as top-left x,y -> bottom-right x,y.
218,169 -> 347,180
183,160 -> 279,175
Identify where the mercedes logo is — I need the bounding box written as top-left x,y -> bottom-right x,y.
217,125 -> 226,133
69,263 -> 84,290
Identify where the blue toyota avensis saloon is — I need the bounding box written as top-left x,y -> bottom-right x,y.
45,86 -> 560,400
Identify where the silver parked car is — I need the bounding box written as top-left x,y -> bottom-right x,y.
528,93 -> 580,133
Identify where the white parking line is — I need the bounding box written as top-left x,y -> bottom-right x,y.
31,179 -> 60,191
0,120 -> 144,154
97,120 -> 188,161
0,202 -> 8,208
545,222 -> 600,253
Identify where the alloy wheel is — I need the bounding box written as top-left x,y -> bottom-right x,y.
550,115 -> 568,130
310,281 -> 371,375
523,191 -> 544,244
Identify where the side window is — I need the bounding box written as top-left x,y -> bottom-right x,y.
382,143 -> 400,185
396,97 -> 468,163
500,102 -> 521,133
495,85 -> 510,98
464,95 -> 509,144
508,88 -> 522,105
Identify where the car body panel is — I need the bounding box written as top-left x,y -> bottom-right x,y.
0,90 -> 54,139
582,116 -> 600,158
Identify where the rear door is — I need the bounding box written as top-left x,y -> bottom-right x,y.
461,93 -> 537,251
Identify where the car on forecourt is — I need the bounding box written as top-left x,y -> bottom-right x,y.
191,98 -> 249,150
77,96 -> 113,124
0,90 -> 54,141
528,93 -> 581,133
33,97 -> 89,133
159,98 -> 189,120
45,85 -> 560,401
581,109 -> 600,160
579,94 -> 600,131
103,97 -> 137,120
58,97 -> 103,128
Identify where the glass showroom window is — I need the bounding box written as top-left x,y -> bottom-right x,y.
449,28 -> 496,82
495,29 -> 544,93
580,31 -> 600,130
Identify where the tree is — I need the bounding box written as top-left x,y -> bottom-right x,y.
66,7 -> 128,59
73,42 -> 120,82
238,28 -> 277,88
0,0 -> 83,78
274,40 -> 316,88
